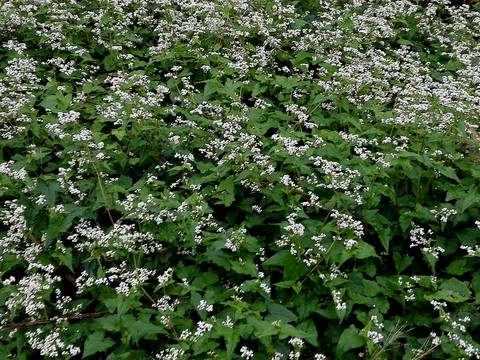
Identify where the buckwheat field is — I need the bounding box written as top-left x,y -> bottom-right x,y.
1,0 -> 480,359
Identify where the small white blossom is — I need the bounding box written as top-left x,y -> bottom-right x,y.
240,346 -> 254,359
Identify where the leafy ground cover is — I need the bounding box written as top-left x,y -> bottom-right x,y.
1,0 -> 480,358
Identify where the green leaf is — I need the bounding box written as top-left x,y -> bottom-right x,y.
444,59 -> 463,71
206,248 -> 231,270
444,259 -> 470,276
393,252 -> 413,274
426,278 -> 471,303
335,325 -> 365,359
437,165 -> 460,183
397,38 -> 414,45
112,128 -> 126,140
192,271 -> 219,290
362,278 -> 382,297
103,52 -> 118,71
274,75 -> 294,90
399,213 -> 411,233
117,175 -> 132,189
105,344 -> 137,360
46,212 -> 71,246
247,316 -> 279,338
278,323 -> 312,340
377,226 -> 392,253
214,176 -> 235,206
83,331 -> 116,358
458,189 -> 480,213
353,241 -> 379,260
37,179 -> 59,206
53,247 -> 74,273
30,147 -> 52,161
96,315 -> 119,332
217,324 -> 240,360
129,314 -> 167,344
251,82 -> 267,97
297,319 -> 318,346
440,278 -> 471,297
263,250 -> 290,266
267,303 -> 297,323
414,203 -> 436,221
222,78 -> 241,100
57,92 -> 72,109
193,339 -> 220,356
112,294 -> 141,316
274,280 -> 296,288
472,271 -> 480,295
39,95 -> 59,112
204,80 -> 221,96
425,289 -> 469,303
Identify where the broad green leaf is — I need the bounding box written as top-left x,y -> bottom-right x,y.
399,213 -> 411,233
267,303 -> 297,323
425,289 -> 469,303
472,271 -> 480,295
298,319 -> 318,346
192,271 -> 219,290
414,203 -> 436,221
46,212 -> 71,246
231,259 -> 259,276
274,280 -> 296,288
335,325 -> 365,359
53,247 -> 74,273
214,176 -> 235,206
206,248 -> 231,270
247,316 -> 279,338
37,179 -> 59,206
217,324 -> 240,360
129,314 -> 167,343
117,175 -> 132,189
103,51 -> 118,71
83,331 -> 116,358
263,250 -> 290,266
39,95 -> 58,112
362,278 -> 382,297
223,78 -> 241,100
458,189 -> 480,213
274,75 -> 294,90
378,226 -> 392,253
279,323 -> 312,340
193,339 -> 220,356
57,92 -> 72,109
204,80 -> 221,96
112,128 -> 125,140
397,38 -> 414,45
445,259 -> 470,276
353,241 -> 379,260
440,278 -> 470,297
30,147 -> 52,161
444,59 -> 463,71
393,252 -> 413,274
437,165 -> 460,183
105,345 -> 142,360
111,294 -> 141,316
426,278 -> 471,303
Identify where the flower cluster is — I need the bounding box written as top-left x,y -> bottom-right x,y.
2,0 -> 480,358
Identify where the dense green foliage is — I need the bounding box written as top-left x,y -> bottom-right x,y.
1,0 -> 480,358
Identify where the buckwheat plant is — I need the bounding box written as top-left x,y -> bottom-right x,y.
1,0 -> 480,358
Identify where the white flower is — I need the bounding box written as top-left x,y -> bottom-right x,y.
332,289 -> 347,310
367,330 -> 384,344
288,337 -> 304,348
197,300 -> 213,312
240,346 -> 254,359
